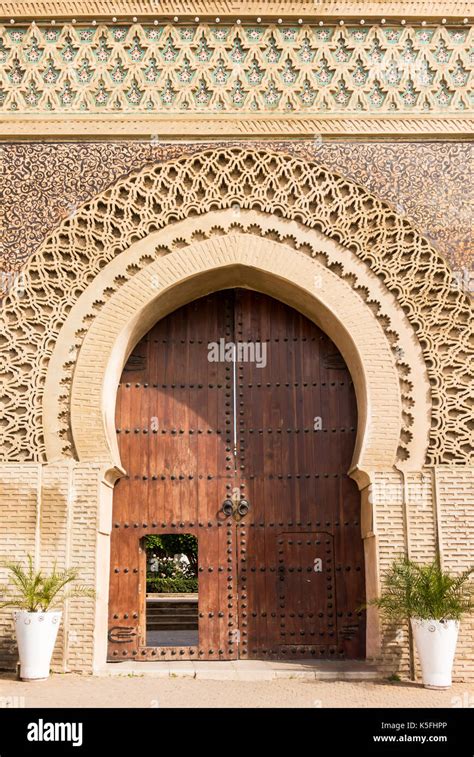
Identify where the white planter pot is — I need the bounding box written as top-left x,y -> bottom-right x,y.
411,618 -> 459,689
14,610 -> 62,681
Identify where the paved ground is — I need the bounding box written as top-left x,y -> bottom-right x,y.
0,672 -> 471,708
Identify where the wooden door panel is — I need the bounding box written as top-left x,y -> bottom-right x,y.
278,532 -> 336,652
108,292 -> 238,661
235,290 -> 365,660
109,288 -> 366,662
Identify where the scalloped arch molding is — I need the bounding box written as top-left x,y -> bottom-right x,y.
42,209 -> 430,476
0,147 -> 472,466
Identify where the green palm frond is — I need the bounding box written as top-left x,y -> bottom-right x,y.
0,556 -> 95,613
52,586 -> 96,608
366,556 -> 473,622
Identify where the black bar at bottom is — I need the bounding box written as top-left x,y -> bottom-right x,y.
0,707 -> 471,755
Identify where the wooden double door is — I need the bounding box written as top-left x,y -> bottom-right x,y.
108,289 -> 366,662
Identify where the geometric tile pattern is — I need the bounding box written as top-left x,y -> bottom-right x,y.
0,22 -> 472,114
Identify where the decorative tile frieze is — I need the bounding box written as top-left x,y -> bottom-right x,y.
0,22 -> 471,118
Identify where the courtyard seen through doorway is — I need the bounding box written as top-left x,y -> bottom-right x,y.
145,534 -> 199,648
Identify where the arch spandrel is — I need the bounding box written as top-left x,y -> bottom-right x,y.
1,147 -> 469,468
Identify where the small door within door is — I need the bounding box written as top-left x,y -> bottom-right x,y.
277,532 -> 336,651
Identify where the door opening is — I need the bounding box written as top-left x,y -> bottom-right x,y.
145,534 -> 198,648
107,289 -> 366,662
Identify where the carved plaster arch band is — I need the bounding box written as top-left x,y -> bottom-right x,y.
7,146 -> 466,466
44,210 -> 431,476
42,214 -> 430,483
76,236 -> 398,480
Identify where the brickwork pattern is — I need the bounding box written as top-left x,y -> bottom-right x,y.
0,463 -> 99,672
406,470 -> 437,565
371,470 -> 411,677
39,463 -> 70,668
371,467 -> 474,681
436,467 -> 474,681
0,464 -> 39,669
65,465 -> 100,672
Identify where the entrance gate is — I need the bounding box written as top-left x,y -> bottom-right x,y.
107,289 -> 366,661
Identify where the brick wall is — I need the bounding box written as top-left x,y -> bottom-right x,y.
65,464 -> 101,672
372,466 -> 474,682
372,470 -> 412,678
0,462 -> 99,673
0,462 -> 472,678
436,467 -> 474,681
0,464 -> 39,669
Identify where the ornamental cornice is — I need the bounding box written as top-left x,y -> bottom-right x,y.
0,2 -> 472,21
1,113 -> 472,137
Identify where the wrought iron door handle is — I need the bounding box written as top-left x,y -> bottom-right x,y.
108,626 -> 136,643
237,499 -> 250,516
222,499 -> 234,516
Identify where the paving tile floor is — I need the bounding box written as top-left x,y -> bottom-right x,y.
0,671 -> 471,709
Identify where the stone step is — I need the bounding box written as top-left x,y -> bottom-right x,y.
99,660 -> 381,681
147,602 -> 198,610
147,604 -> 198,612
146,598 -> 199,631
147,623 -> 198,631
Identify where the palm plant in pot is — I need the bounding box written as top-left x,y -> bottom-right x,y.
0,556 -> 95,681
368,556 -> 473,689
